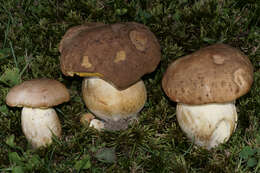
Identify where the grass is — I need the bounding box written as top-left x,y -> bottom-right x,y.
0,0 -> 259,172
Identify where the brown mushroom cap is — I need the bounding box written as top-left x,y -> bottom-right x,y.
59,22 -> 161,90
162,44 -> 254,105
6,78 -> 70,108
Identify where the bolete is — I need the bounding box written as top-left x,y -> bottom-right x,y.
6,78 -> 70,148
162,44 -> 253,149
59,22 -> 161,130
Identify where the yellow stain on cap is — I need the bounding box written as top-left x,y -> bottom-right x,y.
114,50 -> 126,63
212,55 -> 225,65
81,56 -> 92,68
129,30 -> 148,51
75,72 -> 103,77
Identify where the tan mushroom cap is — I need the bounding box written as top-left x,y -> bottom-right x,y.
6,78 -> 70,108
59,22 -> 161,90
162,44 -> 254,105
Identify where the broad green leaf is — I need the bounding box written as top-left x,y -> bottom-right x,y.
247,158 -> 257,168
12,166 -> 24,173
6,135 -> 16,149
0,67 -> 21,87
0,105 -> 9,114
239,146 -> 256,160
5,135 -> 23,151
94,147 -> 116,163
8,152 -> 23,165
74,155 -> 91,171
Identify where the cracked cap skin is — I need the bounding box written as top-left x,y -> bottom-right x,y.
162,44 -> 254,105
59,22 -> 161,90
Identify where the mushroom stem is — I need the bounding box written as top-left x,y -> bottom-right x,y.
82,77 -> 147,130
176,102 -> 237,149
21,107 -> 62,148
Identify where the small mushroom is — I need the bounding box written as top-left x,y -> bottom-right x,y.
89,119 -> 105,131
59,22 -> 161,130
80,112 -> 95,125
162,44 -> 253,149
80,112 -> 105,131
6,79 -> 70,148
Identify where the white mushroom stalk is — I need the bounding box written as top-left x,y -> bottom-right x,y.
21,107 -> 61,148
176,102 -> 237,149
82,77 -> 147,130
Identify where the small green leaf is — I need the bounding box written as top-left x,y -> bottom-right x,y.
74,155 -> 91,171
6,135 -> 16,148
0,48 -> 11,59
12,166 -> 24,173
0,67 -> 21,87
5,135 -> 23,151
173,11 -> 181,21
25,155 -> 41,170
239,146 -> 256,160
247,158 -> 257,168
8,152 -> 24,165
116,8 -> 128,15
0,105 -> 9,114
94,147 -> 116,163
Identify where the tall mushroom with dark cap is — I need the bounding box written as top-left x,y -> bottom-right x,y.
59,22 -> 161,130
162,44 -> 253,149
6,79 -> 70,148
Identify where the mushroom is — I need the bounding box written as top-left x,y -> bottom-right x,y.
89,119 -> 105,131
80,112 -> 95,125
6,78 -> 70,148
162,44 -> 253,149
59,22 -> 161,130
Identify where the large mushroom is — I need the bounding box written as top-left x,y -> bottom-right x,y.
59,22 -> 161,130
162,44 -> 253,149
6,79 -> 70,148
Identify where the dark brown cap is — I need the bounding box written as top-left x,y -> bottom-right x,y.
59,22 -> 161,89
162,44 -> 254,105
6,78 -> 70,108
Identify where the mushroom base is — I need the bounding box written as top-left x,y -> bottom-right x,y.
21,107 -> 62,148
82,78 -> 146,130
177,102 -> 237,149
103,115 -> 138,131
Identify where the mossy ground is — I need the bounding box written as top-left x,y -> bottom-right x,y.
0,0 -> 259,172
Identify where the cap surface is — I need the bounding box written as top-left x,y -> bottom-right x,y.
59,22 -> 161,89
162,44 -> 254,105
6,78 -> 70,108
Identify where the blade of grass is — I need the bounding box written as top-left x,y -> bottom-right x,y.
9,41 -> 18,69
19,51 -> 33,77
